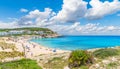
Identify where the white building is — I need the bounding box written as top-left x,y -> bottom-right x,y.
0,32 -> 8,36
0,30 -> 45,36
9,30 -> 24,34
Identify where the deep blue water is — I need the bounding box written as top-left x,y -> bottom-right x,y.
31,36 -> 120,50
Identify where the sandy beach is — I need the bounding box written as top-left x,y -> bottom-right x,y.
0,36 -> 69,60
1,36 -> 120,69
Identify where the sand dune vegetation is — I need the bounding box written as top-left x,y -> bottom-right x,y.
0,41 -> 24,61
0,36 -> 120,69
0,42 -> 16,50
93,48 -> 119,59
0,59 -> 42,69
0,51 -> 24,60
68,50 -> 94,69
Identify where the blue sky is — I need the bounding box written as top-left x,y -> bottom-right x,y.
0,0 -> 120,35
0,0 -> 62,21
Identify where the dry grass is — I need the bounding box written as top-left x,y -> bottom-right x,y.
0,42 -> 16,50
0,51 -> 24,60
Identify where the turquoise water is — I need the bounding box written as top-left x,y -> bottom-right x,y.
31,36 -> 120,50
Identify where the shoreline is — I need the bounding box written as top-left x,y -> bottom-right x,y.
0,36 -> 70,61
30,38 -> 120,52
0,36 -> 120,62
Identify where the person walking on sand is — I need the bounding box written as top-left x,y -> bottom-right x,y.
33,44 -> 36,48
31,52 -> 33,57
26,45 -> 30,50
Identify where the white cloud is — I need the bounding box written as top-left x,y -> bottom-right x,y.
18,8 -> 56,26
0,21 -> 18,28
47,22 -> 120,35
85,0 -> 120,20
52,0 -> 87,23
117,14 -> 120,16
8,17 -> 18,21
1,0 -> 120,35
13,0 -> 120,27
20,8 -> 28,13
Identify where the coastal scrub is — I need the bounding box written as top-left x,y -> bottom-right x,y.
0,59 -> 42,69
93,48 -> 119,59
68,50 -> 94,69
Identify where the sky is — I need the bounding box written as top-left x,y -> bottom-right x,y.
0,0 -> 120,35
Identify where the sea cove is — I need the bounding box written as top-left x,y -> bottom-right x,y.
31,36 -> 120,50
1,0 -> 120,68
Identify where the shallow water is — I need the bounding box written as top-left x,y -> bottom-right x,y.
31,36 -> 120,50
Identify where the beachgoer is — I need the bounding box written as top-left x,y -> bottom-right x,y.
53,49 -> 56,52
31,52 -> 33,56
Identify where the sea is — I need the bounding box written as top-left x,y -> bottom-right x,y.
31,36 -> 120,50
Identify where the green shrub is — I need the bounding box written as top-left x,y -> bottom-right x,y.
93,48 -> 118,59
68,50 -> 94,69
0,59 -> 42,69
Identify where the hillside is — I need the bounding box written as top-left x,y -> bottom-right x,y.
0,27 -> 57,36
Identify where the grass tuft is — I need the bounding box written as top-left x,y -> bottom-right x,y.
93,48 -> 119,59
0,59 -> 42,69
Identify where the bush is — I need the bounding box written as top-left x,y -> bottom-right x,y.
0,59 -> 42,69
93,48 -> 118,59
68,50 -> 94,69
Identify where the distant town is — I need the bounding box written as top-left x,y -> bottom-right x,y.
0,27 -> 57,37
